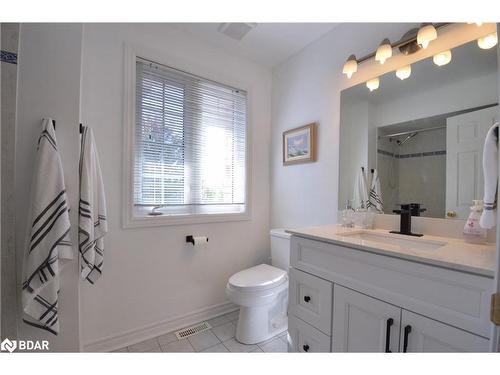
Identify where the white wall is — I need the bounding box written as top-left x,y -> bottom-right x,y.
15,23 -> 82,351
338,99 -> 371,208
271,23 -> 416,228
80,24 -> 272,349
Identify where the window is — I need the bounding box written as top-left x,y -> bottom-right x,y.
133,57 -> 247,220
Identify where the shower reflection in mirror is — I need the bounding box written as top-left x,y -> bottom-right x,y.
339,39 -> 498,220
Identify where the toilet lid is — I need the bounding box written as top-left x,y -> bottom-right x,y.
228,264 -> 287,292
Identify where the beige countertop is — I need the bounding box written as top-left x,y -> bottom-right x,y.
286,224 -> 497,278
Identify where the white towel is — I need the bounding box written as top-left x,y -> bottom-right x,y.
480,122 -> 498,229
352,167 -> 369,209
22,118 -> 73,335
79,126 -> 108,284
368,169 -> 383,213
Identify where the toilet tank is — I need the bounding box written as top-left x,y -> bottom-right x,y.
270,228 -> 292,271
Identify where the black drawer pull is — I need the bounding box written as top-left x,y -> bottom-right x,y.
303,296 -> 311,303
403,325 -> 412,353
303,344 -> 310,352
385,318 -> 394,353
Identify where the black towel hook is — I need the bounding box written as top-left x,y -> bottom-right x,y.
50,120 -> 84,134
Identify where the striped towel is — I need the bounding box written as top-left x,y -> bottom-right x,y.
22,118 -> 73,335
367,169 -> 383,213
352,167 -> 369,209
79,126 -> 107,284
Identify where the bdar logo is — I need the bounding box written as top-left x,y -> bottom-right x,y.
1,338 -> 17,353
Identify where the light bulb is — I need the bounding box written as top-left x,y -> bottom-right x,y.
433,50 -> 452,66
478,33 -> 498,49
375,38 -> 392,65
366,77 -> 380,92
396,65 -> 412,80
417,24 -> 437,49
342,54 -> 358,79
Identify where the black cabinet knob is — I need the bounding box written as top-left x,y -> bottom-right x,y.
303,344 -> 310,352
304,296 -> 311,303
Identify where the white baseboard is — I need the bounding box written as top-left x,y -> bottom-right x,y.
83,301 -> 238,352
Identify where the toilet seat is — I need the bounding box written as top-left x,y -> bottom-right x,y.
228,264 -> 287,292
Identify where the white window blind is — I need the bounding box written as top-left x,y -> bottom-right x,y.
134,57 -> 247,216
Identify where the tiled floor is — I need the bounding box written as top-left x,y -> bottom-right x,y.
114,310 -> 288,353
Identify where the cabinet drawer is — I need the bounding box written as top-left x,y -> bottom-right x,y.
289,268 -> 333,334
288,315 -> 331,352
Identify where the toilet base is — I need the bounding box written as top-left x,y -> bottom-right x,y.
234,289 -> 288,345
235,306 -> 288,344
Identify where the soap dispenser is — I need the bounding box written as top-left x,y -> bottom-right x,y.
463,200 -> 487,244
341,200 -> 355,228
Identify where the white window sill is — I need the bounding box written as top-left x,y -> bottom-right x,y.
123,206 -> 250,228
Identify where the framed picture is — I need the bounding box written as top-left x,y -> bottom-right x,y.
282,122 -> 317,165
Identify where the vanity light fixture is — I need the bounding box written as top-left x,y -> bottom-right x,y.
342,24 -> 449,80
342,54 -> 358,78
375,38 -> 392,64
366,77 -> 380,92
433,50 -> 452,66
477,32 -> 498,49
417,23 -> 437,49
396,65 -> 412,80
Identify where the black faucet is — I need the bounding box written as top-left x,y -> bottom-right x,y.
390,203 -> 426,237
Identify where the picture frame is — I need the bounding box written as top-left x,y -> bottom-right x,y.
282,122 -> 317,165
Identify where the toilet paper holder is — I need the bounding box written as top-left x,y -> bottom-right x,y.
186,235 -> 209,245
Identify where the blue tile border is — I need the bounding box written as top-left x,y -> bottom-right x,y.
1,50 -> 17,64
377,149 -> 394,157
378,149 -> 446,159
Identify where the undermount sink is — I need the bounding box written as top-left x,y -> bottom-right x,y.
338,231 -> 447,251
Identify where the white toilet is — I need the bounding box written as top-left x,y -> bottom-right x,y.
225,229 -> 291,344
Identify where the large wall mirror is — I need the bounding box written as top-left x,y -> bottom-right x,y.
339,39 -> 498,220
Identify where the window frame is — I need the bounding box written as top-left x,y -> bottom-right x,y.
123,44 -> 252,228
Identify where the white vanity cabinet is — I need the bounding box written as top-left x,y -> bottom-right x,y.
287,235 -> 493,353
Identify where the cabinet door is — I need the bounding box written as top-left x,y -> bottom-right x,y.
400,310 -> 489,352
332,285 -> 401,352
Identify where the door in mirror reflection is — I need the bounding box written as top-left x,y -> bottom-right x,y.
446,106 -> 498,219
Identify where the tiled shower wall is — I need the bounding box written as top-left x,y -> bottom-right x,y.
1,23 -> 19,340
377,128 -> 446,218
377,136 -> 399,215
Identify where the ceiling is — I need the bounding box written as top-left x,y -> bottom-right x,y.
172,23 -> 339,68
